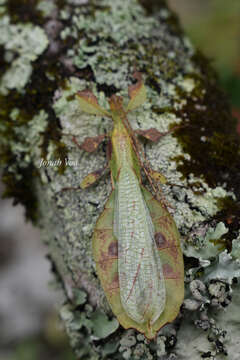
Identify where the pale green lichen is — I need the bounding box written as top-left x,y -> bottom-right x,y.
72,288 -> 87,305
36,0 -> 57,17
62,0 -> 195,88
1,0 -> 239,358
179,77 -> 196,93
11,110 -> 48,153
90,310 -> 119,339
184,222 -> 229,260
119,331 -> 139,359
59,302 -> 119,357
231,235 -> 240,260
204,250 -> 240,283
208,281 -> 230,307
102,341 -> 119,357
177,284 -> 240,359
60,304 -> 75,323
0,15 -> 48,93
181,227 -> 240,359
6,110 -> 48,175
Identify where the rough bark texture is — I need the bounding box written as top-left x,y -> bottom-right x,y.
1,0 -> 240,359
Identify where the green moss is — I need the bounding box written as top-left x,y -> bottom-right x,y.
214,196 -> 240,251
1,165 -> 38,221
0,53 -> 68,220
0,58 -> 69,218
0,45 -> 9,78
6,0 -> 44,25
173,72 -> 238,185
155,53 -> 240,243
138,0 -> 167,14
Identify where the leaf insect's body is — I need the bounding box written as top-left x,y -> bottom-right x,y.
110,96 -> 166,326
77,73 -> 184,339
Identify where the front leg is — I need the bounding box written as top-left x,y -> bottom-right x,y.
134,127 -> 185,205
76,134 -> 106,153
61,132 -> 107,152
134,125 -> 185,184
135,125 -> 183,143
61,132 -> 110,189
77,133 -> 111,188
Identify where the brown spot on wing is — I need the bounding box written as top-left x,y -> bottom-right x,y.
97,253 -> 118,276
163,263 -> 174,277
155,215 -> 180,261
163,264 -> 181,285
155,232 -> 179,261
108,241 -> 118,256
155,232 -> 167,249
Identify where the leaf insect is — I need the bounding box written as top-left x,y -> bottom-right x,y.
76,72 -> 184,339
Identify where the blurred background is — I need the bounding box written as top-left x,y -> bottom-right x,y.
169,0 -> 240,112
0,1 -> 239,359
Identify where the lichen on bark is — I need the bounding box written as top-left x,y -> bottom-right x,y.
1,0 -> 240,359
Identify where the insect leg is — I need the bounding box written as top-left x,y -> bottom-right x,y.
80,165 -> 110,189
77,134 -> 106,152
61,132 -> 109,152
135,125 -> 185,143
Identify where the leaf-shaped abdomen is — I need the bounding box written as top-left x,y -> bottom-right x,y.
113,165 -> 166,325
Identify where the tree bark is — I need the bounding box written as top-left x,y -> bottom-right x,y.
1,0 -> 240,359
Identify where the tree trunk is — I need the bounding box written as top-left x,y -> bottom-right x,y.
1,0 -> 240,359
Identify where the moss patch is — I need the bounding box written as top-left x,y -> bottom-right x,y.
5,0 -> 44,25
172,53 -> 240,191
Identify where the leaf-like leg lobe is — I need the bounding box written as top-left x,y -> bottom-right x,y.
80,134 -> 106,152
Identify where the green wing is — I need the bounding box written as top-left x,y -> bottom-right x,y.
141,186 -> 184,333
92,187 -> 184,339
